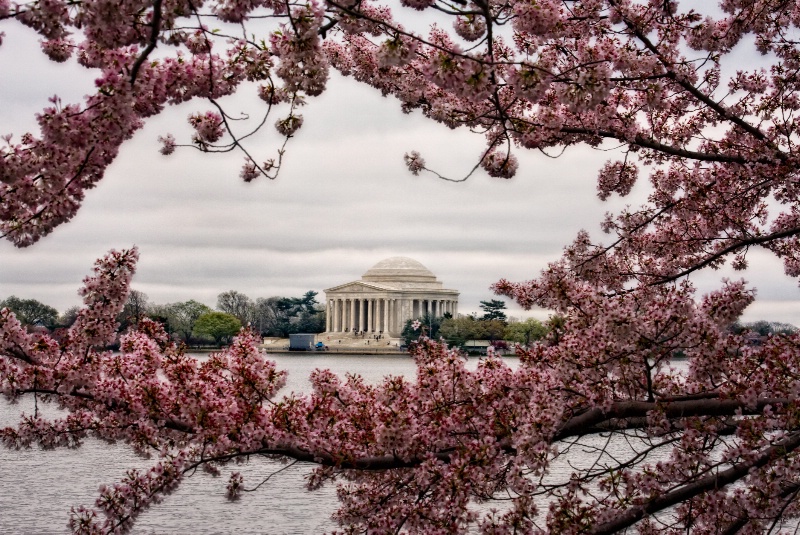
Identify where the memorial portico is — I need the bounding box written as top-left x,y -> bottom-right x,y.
324,257 -> 459,337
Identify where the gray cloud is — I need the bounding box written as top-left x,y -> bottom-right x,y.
1,21 -> 798,327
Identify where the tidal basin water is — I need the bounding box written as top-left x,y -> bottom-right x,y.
1,353 -> 691,534
0,354 -> 435,534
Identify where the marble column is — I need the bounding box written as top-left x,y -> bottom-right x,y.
325,300 -> 331,332
367,299 -> 373,333
349,299 -> 355,332
383,299 -> 389,333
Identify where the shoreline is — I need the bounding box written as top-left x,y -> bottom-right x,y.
261,347 -> 409,356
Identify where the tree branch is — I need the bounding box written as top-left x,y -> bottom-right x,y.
251,445 -> 461,470
590,432 -> 800,534
649,226 -> 800,286
558,127 -> 751,164
554,397 -> 788,441
129,0 -> 163,86
607,0 -> 786,161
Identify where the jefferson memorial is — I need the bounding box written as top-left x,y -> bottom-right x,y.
324,257 -> 459,337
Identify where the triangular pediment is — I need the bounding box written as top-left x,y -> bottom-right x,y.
325,280 -> 398,293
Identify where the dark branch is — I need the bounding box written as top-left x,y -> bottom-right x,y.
649,225 -> 800,286
129,0 -> 163,86
554,397 -> 788,441
590,432 -> 800,534
558,127 -> 752,164
252,445 -> 460,470
607,0 -> 786,161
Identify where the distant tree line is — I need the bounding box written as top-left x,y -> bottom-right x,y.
402,314 -> 553,349
400,299 -> 554,349
0,296 -> 61,329
729,320 -> 799,337
215,290 -> 325,337
1,289 -> 326,347
6,292 -> 797,351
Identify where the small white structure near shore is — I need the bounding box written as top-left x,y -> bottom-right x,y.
324,257 -> 459,338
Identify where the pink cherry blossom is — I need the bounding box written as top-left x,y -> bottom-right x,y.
189,111 -> 225,146
453,15 -> 486,42
40,37 -> 73,62
404,151 -> 425,175
4,1 -> 800,533
157,134 -> 176,155
481,149 -> 518,179
274,114 -> 303,137
239,159 -> 260,182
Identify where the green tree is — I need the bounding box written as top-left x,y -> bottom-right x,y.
192,312 -> 242,346
482,319 -> 507,342
1,296 -> 59,328
479,299 -> 508,323
439,316 -> 485,347
295,308 -> 326,334
401,314 -> 442,345
438,317 -> 509,345
168,300 -> 213,343
274,297 -> 299,336
504,318 -> 548,346
296,291 -> 320,314
254,292 -> 325,337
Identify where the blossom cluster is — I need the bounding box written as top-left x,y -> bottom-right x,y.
4,0 -> 800,532
3,248 -> 800,533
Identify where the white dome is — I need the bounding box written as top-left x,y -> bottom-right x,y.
362,257 -> 437,284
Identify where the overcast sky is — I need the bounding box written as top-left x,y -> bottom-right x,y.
1,20 -> 799,326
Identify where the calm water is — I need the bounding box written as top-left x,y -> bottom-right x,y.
0,354 -> 437,534
2,354 -> 690,534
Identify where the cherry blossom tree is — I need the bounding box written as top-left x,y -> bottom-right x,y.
3,0 -> 800,533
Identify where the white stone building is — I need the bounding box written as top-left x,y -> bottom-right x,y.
324,257 -> 459,337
